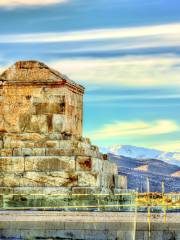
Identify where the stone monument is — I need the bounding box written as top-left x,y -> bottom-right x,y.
0,60 -> 127,197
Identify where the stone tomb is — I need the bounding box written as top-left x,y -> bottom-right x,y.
0,61 -> 127,197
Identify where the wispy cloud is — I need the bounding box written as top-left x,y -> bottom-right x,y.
50,55 -> 180,87
84,94 -> 180,103
86,120 -> 179,140
149,141 -> 180,152
0,0 -> 68,8
1,55 -> 180,88
0,23 -> 180,43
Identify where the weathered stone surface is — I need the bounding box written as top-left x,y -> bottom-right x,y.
76,156 -> 92,171
100,174 -> 114,189
77,172 -> 100,187
76,157 -> 104,172
25,156 -> 75,171
72,187 -> 101,194
0,172 -> 78,187
31,115 -> 48,133
13,186 -> 71,195
91,158 -> 103,172
0,157 -> 24,172
102,161 -> 118,175
114,175 -> 127,189
0,149 -> 13,156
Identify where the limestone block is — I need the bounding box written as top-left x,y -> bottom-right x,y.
48,133 -> 64,140
12,186 -> 71,195
0,149 -> 13,157
45,148 -> 69,156
31,148 -> 45,156
21,148 -> 32,156
0,173 -> 20,187
78,141 -> 91,150
3,139 -> 24,148
100,174 -> 114,189
75,156 -> 103,172
102,161 -> 118,175
91,158 -> 103,172
23,171 -> 78,187
0,171 -> 78,187
25,156 -> 75,171
13,133 -> 45,142
35,102 -> 65,115
76,156 -> 92,171
114,175 -> 127,189
52,114 -> 66,132
44,147 -> 101,158
47,95 -> 65,104
13,148 -> 22,156
0,157 -> 24,172
59,140 -> 74,150
19,113 -> 31,132
45,140 -> 60,148
72,187 -> 100,194
31,115 -> 48,133
77,172 -> 100,187
34,141 -> 46,148
0,186 -> 13,194
0,140 -> 3,148
42,187 -> 71,195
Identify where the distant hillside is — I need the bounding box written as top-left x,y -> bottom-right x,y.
108,153 -> 180,193
101,144 -> 180,166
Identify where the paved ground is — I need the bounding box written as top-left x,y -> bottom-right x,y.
0,211 -> 179,239
0,211 -> 179,223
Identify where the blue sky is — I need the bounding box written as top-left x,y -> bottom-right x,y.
0,0 -> 179,151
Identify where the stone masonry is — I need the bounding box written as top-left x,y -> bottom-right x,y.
0,60 -> 127,196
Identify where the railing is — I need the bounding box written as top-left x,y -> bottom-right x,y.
0,191 -> 136,211
0,191 -> 179,213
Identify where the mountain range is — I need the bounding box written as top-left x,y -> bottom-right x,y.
101,145 -> 180,166
100,145 -> 180,192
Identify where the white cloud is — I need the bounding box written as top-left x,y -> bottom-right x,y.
0,0 -> 68,8
50,55 -> 180,87
1,55 -> 180,88
0,23 -> 180,43
149,141 -> 180,152
86,120 -> 179,140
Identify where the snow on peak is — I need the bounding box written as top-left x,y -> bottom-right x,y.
100,144 -> 180,166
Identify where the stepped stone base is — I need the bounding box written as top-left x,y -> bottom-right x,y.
0,132 -> 126,195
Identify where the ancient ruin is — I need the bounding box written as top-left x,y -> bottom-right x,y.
0,60 -> 127,197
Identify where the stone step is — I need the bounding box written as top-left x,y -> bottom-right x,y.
0,156 -> 116,174
0,133 -> 91,145
1,138 -> 94,149
0,171 -> 101,187
0,186 -> 101,195
0,147 -> 102,159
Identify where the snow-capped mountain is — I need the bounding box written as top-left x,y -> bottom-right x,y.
100,145 -> 180,166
